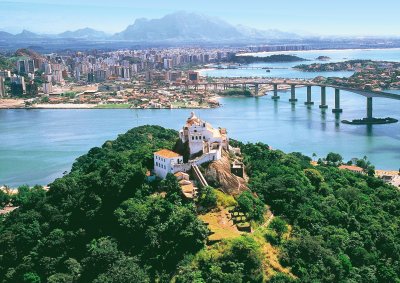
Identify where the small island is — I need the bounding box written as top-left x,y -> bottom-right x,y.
316,56 -> 331,61
342,117 -> 398,125
300,59 -> 400,92
232,54 -> 307,64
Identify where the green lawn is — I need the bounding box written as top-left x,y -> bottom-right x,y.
95,104 -> 132,109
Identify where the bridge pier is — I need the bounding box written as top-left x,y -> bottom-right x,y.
367,97 -> 373,119
319,86 -> 328,109
272,84 -> 280,99
289,85 -> 297,102
304,86 -> 314,105
332,89 -> 343,113
254,83 -> 259,96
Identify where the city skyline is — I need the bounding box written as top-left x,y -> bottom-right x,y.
1,0 -> 399,36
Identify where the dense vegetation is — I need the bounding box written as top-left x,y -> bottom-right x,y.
221,89 -> 253,97
232,141 -> 400,282
0,126 -> 208,282
232,54 -> 307,64
0,55 -> 13,70
1,126 -> 400,282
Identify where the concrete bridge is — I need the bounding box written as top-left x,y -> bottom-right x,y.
215,66 -> 272,70
185,78 -> 400,120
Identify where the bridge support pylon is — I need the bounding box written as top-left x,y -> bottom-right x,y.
367,97 -> 373,119
319,86 -> 328,109
304,86 -> 314,105
332,88 -> 343,113
254,83 -> 259,96
289,85 -> 297,102
272,84 -> 280,99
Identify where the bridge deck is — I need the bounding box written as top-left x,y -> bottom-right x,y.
188,80 -> 400,100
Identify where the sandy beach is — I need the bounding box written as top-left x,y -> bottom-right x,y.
31,103 -> 97,109
0,99 -> 26,109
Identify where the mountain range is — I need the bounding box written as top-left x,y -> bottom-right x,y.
0,11 -> 300,43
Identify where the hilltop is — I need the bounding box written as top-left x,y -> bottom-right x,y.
0,125 -> 399,282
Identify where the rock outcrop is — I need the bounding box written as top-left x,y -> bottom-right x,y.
203,150 -> 248,195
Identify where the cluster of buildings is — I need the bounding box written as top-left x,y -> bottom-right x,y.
0,47 -> 238,100
248,44 -> 311,52
303,60 -> 400,91
153,112 -> 237,199
57,48 -> 234,85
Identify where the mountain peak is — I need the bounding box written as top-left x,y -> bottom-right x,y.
114,12 -> 243,42
14,30 -> 41,38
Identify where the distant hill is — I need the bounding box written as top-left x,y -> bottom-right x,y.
0,31 -> 14,39
13,30 -> 42,39
114,11 -> 245,42
0,11 -> 300,45
233,54 -> 307,63
58,28 -> 109,39
236,25 -> 301,40
14,48 -> 44,59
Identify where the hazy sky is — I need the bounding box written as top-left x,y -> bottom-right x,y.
1,0 -> 398,36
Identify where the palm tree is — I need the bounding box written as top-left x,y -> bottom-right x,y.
312,153 -> 317,162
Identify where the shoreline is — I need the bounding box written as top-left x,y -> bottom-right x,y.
240,47 -> 400,57
0,104 -> 218,110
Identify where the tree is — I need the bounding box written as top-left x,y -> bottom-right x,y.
23,272 -> 41,283
304,168 -> 325,188
81,237 -> 123,282
312,153 -> 317,161
93,257 -> 150,283
237,191 -> 265,222
0,189 -> 10,208
269,217 -> 288,240
197,186 -> 217,210
326,152 -> 343,165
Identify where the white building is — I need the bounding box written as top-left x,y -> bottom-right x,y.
180,112 -> 228,157
154,149 -> 184,179
0,77 -> 5,97
154,113 -> 229,180
42,82 -> 53,94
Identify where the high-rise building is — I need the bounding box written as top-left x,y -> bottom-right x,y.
17,60 -> 27,74
43,62 -> 52,75
42,82 -> 53,94
0,70 -> 11,78
74,68 -> 81,80
163,58 -> 173,70
27,60 -> 35,73
188,71 -> 199,82
0,77 -> 5,97
94,70 -> 107,82
10,75 -> 26,96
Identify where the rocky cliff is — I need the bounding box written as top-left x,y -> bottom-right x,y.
203,150 -> 248,195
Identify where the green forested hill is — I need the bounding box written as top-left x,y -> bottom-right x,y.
0,126 -> 400,282
235,141 -> 400,282
0,126 -> 208,282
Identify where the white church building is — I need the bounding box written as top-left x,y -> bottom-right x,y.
153,112 -> 229,179
180,112 -> 229,158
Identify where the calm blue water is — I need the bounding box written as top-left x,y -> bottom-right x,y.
201,48 -> 400,78
1,49 -> 400,187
